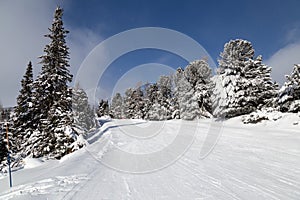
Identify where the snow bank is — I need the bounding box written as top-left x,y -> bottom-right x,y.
23,157 -> 44,169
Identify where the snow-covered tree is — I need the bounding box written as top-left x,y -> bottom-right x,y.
212,39 -> 255,118
244,55 -> 278,109
185,59 -> 213,118
174,68 -> 200,120
110,93 -> 123,119
278,64 -> 300,112
144,83 -> 158,119
97,99 -> 109,117
123,87 -> 145,119
173,59 -> 213,120
72,84 -> 97,135
0,124 -> 8,171
28,7 -> 75,158
12,61 -> 34,155
0,122 -> 15,172
147,76 -> 173,120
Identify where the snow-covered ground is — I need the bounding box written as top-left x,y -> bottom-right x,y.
0,114 -> 300,200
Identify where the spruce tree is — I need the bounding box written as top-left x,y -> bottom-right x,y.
185,59 -> 213,118
30,7 -> 74,158
110,93 -> 123,119
174,67 -> 200,120
72,84 -> 96,134
144,83 -> 158,119
97,99 -> 109,117
0,125 -> 8,171
147,76 -> 173,120
213,39 -> 278,118
123,87 -> 145,119
213,40 -> 255,118
244,55 -> 278,109
12,61 -> 34,155
279,64 -> 300,112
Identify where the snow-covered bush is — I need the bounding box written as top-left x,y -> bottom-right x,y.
242,108 -> 282,124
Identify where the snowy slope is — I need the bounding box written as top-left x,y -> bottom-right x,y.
0,114 -> 300,200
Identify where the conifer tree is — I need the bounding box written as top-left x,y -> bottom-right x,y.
97,99 -> 109,117
185,59 -> 213,117
110,93 -> 123,119
279,64 -> 300,112
213,39 -> 278,118
147,76 -> 173,120
29,7 -> 74,158
12,61 -> 34,155
123,87 -> 145,119
72,84 -> 97,135
174,68 -> 200,120
0,125 -> 8,171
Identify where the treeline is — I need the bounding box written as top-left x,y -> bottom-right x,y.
98,40 -> 300,120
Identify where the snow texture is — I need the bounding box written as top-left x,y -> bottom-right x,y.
0,115 -> 299,199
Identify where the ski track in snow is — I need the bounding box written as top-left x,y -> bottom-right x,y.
0,117 -> 300,200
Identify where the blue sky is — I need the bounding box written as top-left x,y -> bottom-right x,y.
63,0 -> 300,58
1,0 -> 300,106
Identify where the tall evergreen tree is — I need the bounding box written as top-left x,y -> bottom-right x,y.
110,93 -> 123,119
174,67 -> 200,120
29,7 -> 74,158
213,39 -> 278,118
147,76 -> 173,120
123,87 -> 145,119
279,64 -> 300,112
0,124 -> 8,171
144,83 -> 158,119
213,39 -> 255,118
72,84 -> 97,135
185,59 -> 213,118
12,61 -> 34,155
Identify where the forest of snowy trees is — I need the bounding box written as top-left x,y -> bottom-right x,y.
1,6 -> 300,172
98,39 -> 300,122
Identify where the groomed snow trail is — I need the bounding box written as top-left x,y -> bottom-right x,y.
0,117 -> 300,200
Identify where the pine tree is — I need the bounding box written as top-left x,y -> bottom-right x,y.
97,99 -> 109,117
244,55 -> 279,109
144,83 -> 158,119
110,93 -> 123,119
174,68 -> 200,120
28,7 -> 74,158
147,76 -> 173,120
0,122 -> 14,172
279,64 -> 300,112
185,59 -> 213,118
213,39 -> 278,118
213,39 -> 257,118
0,125 -> 8,171
12,61 -> 34,156
123,88 -> 135,119
72,84 -> 97,135
123,87 -> 145,119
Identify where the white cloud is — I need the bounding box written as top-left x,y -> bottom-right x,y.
266,42 -> 300,85
0,1 -> 56,107
67,28 -> 103,82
